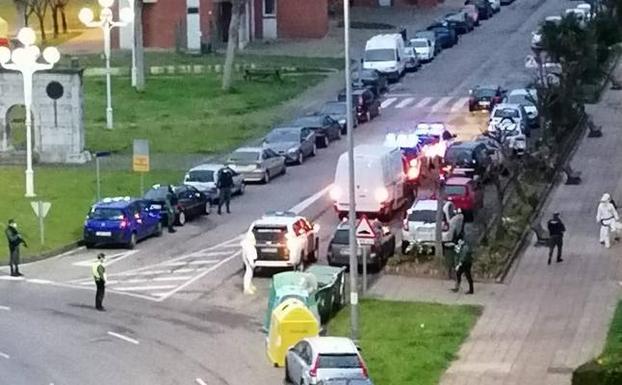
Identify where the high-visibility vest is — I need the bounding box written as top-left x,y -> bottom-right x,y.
92,261 -> 106,282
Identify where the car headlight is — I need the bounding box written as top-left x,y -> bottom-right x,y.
339,119 -> 346,125
287,147 -> 298,153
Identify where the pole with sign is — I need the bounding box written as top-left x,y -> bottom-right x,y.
30,201 -> 51,245
356,216 -> 376,296
133,139 -> 150,195
95,151 -> 111,201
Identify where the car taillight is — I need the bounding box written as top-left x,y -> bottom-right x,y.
358,354 -> 369,378
442,221 -> 449,231
403,218 -> 409,231
120,218 -> 128,229
309,356 -> 319,378
408,165 -> 420,180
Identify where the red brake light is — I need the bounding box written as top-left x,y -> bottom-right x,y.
120,218 -> 128,229
358,354 -> 369,378
309,356 -> 319,378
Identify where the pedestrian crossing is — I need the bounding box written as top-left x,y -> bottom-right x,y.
68,235 -> 243,302
380,95 -> 471,113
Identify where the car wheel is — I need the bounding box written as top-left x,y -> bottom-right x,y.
84,241 -> 94,249
284,361 -> 292,384
204,202 -> 211,215
297,152 -> 304,165
155,222 -> 163,237
263,171 -> 271,184
126,232 -> 137,249
323,135 -> 329,148
401,240 -> 409,255
281,165 -> 287,175
311,144 -> 317,157
238,183 -> 246,195
177,210 -> 187,226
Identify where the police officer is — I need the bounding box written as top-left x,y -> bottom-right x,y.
165,186 -> 177,233
92,253 -> 107,311
451,239 -> 474,295
5,219 -> 27,277
547,212 -> 566,264
217,168 -> 234,215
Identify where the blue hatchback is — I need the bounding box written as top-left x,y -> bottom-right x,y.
83,197 -> 162,249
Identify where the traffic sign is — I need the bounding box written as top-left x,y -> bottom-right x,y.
355,216 -> 377,239
30,201 -> 51,218
525,55 -> 538,69
133,139 -> 150,172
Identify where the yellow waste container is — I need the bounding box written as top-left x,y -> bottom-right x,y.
266,298 -> 320,367
0,17 -> 8,47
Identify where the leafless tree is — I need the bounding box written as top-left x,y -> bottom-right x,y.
222,0 -> 248,91
49,0 -> 70,37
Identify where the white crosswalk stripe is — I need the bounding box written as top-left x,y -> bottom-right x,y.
380,95 -> 472,113
416,97 -> 433,108
430,96 -> 453,112
450,97 -> 470,112
395,97 -> 415,109
380,97 -> 397,109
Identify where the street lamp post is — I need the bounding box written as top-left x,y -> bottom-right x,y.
0,28 -> 61,198
79,0 -> 133,130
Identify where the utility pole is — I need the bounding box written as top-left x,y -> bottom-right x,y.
434,159 -> 445,264
133,0 -> 145,91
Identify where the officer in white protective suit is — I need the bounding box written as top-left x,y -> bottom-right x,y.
241,235 -> 257,295
596,193 -> 620,248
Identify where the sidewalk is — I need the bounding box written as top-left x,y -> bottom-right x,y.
369,62 -> 622,385
58,28 -> 103,54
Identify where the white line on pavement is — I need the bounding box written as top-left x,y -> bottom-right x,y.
115,269 -> 172,276
188,260 -> 219,265
25,278 -> 50,284
107,331 -> 139,345
0,276 -> 25,281
0,351 -> 9,359
380,97 -> 397,109
415,97 -> 432,108
72,250 -> 138,267
195,379 -> 208,385
395,97 -> 415,109
124,279 -> 149,284
0,305 -> 10,311
450,97 -> 470,112
152,276 -> 192,282
156,252 -> 241,302
114,285 -> 177,292
193,250 -> 237,257
171,268 -> 195,273
430,96 -> 453,112
289,185 -> 331,214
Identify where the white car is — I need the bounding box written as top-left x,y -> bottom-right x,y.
184,163 -> 245,197
531,16 -> 562,50
285,337 -> 369,385
565,8 -> 587,28
401,199 -> 464,252
241,211 -> 319,271
487,103 -> 529,154
410,38 -> 434,62
488,0 -> 501,13
504,88 -> 538,128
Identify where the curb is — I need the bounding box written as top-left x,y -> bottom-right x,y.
83,64 -> 339,77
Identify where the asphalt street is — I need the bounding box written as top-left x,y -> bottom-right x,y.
1,0 -> 576,383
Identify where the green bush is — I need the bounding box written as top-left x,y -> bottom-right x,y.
572,359 -> 622,385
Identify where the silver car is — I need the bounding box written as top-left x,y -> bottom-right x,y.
226,147 -> 286,184
285,337 -> 368,385
318,379 -> 374,385
183,163 -> 245,201
263,126 -> 317,165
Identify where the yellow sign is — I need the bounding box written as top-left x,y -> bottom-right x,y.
133,155 -> 150,172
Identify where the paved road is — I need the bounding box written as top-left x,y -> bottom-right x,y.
1,0 -> 577,383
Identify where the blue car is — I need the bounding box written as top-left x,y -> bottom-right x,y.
83,197 -> 163,249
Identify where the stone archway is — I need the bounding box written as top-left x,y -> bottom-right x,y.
3,104 -> 35,152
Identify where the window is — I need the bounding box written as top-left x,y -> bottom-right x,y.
408,210 -> 436,223
318,354 -> 361,369
264,0 -> 276,16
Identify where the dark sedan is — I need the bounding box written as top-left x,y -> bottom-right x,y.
143,184 -> 211,226
338,88 -> 381,123
426,24 -> 458,48
444,11 -> 474,34
351,68 -> 388,96
327,221 -> 395,271
318,101 -> 358,134
468,85 -> 505,112
263,126 -> 316,165
465,0 -> 493,20
290,114 -> 341,148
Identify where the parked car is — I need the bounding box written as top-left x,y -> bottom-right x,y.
242,211 -> 319,272
285,337 -> 369,385
184,163 -> 245,201
468,85 -> 505,112
426,24 -> 458,49
500,0 -> 514,5
143,184 -> 211,226
445,141 -> 493,178
338,88 -> 381,123
403,46 -> 421,72
463,4 -> 480,26
413,30 -> 441,55
465,0 -> 493,20
488,0 -> 501,13
504,88 -> 539,128
318,101 -> 358,134
531,16 -> 562,50
410,37 -> 435,62
263,126 -> 317,165
226,147 -> 286,183
327,220 -> 396,270
351,68 -> 388,96
401,199 -> 464,253
487,103 -> 530,136
291,114 -> 341,148
444,176 -> 483,221
444,11 -> 475,34
83,197 -> 162,249
362,33 -> 407,81
318,379 -> 374,385
565,8 -> 587,28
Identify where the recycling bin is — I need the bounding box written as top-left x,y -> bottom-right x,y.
266,298 -> 320,367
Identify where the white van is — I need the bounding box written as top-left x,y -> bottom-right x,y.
363,34 -> 406,81
330,144 -> 406,219
576,3 -> 592,20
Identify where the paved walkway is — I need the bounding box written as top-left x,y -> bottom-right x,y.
369,63 -> 622,385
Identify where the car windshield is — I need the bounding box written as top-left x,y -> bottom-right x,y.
229,151 -> 260,162
494,108 -> 520,118
252,226 -> 287,243
408,209 -> 437,223
507,94 -> 535,105
144,187 -> 169,200
187,170 -> 215,183
475,88 -> 497,98
404,47 -> 414,55
356,70 -> 377,79
321,103 -> 345,114
446,185 -> 467,195
332,229 -> 351,244
266,129 -> 299,143
365,48 -> 395,62
446,148 -> 474,164
411,39 -> 428,48
318,354 -> 361,369
293,117 -> 321,127
89,207 -> 125,220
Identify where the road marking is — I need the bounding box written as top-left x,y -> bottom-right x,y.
430,96 -> 453,112
0,351 -> 9,359
415,97 -> 432,108
289,185 -> 331,214
0,305 -> 10,311
450,97 -> 470,112
196,379 -> 208,385
196,250 -> 239,257
395,97 -> 415,109
116,269 -> 172,276
72,250 -> 138,267
188,260 -> 219,265
172,268 -> 195,273
156,252 -> 241,302
0,276 -> 25,281
152,276 -> 192,282
380,97 -> 397,108
114,285 -> 177,292
124,279 -> 149,284
107,331 -> 139,345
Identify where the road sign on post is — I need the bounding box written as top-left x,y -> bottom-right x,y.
525,55 -> 538,69
30,201 -> 51,245
356,216 -> 376,242
133,139 -> 150,195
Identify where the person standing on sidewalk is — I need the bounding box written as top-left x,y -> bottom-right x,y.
547,212 -> 565,264
5,219 -> 27,277
165,186 -> 177,233
451,239 -> 474,295
597,193 -> 619,248
217,168 -> 234,215
92,253 -> 107,311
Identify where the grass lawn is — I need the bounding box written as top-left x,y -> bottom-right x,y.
602,300 -> 622,358
0,166 -> 180,264
84,73 -> 325,154
328,299 -> 481,385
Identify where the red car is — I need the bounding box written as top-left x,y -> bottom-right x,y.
443,176 -> 483,221
468,85 -> 505,112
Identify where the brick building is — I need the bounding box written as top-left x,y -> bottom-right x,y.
117,0 -> 329,51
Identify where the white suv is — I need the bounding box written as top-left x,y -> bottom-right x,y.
241,211 -> 319,271
401,200 -> 464,253
487,103 -> 529,155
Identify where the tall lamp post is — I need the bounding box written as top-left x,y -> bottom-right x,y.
79,0 -> 133,130
0,28 -> 61,198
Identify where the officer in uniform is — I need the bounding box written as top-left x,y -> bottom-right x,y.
451,239 -> 474,295
92,253 -> 107,311
165,186 -> 177,233
217,168 -> 234,215
546,212 -> 565,264
5,219 -> 27,277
